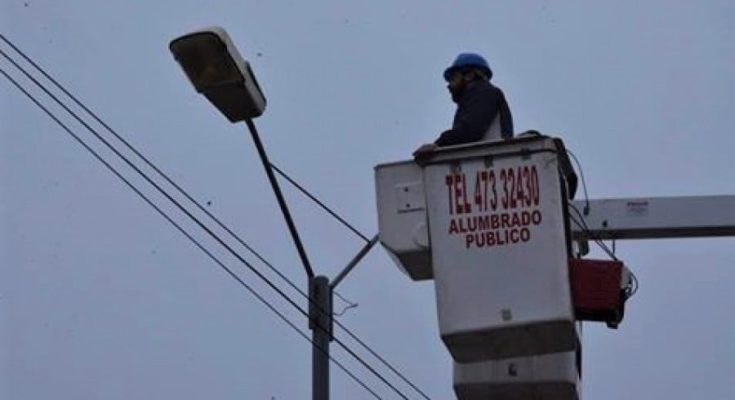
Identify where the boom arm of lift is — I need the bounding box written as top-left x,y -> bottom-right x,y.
570,195 -> 735,241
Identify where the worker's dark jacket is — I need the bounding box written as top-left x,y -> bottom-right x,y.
435,80 -> 513,146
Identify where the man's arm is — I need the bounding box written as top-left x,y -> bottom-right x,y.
435,85 -> 501,146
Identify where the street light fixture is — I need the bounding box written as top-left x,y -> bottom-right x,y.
169,27 -> 315,282
169,26 -> 266,121
170,27 -> 370,400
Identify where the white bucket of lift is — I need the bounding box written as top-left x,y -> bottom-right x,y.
423,136 -> 578,362
453,350 -> 580,400
375,160 -> 433,281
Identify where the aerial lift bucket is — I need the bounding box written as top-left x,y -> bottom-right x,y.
376,135 -> 580,362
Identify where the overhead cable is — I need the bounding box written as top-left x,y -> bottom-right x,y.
0,65 -> 383,400
270,163 -> 371,243
0,37 -> 426,399
0,52 -> 407,400
0,35 -> 430,400
0,36 -> 429,400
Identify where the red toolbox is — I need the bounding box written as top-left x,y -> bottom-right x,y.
569,259 -> 626,328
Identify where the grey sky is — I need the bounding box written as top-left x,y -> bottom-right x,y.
2,1 -> 733,399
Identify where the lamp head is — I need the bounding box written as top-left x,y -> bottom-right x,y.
170,27 -> 266,121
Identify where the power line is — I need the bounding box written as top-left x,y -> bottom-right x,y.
270,163 -> 371,243
0,36 -> 312,298
0,65 -> 383,400
0,34 -> 430,400
0,35 -> 429,400
0,38 -> 425,399
0,51 -> 404,399
0,36 -> 312,302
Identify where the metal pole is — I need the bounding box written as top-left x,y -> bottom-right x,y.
244,119 -> 315,279
241,121 -> 379,399
310,276 -> 333,400
331,234 -> 379,289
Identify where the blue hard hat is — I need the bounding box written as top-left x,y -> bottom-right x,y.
443,53 -> 493,81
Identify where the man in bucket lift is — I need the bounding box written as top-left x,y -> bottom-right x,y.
414,53 -> 514,162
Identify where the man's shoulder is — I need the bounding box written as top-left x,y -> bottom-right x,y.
483,81 -> 503,95
466,80 -> 502,102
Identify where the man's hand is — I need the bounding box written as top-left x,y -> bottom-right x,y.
413,143 -> 438,165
